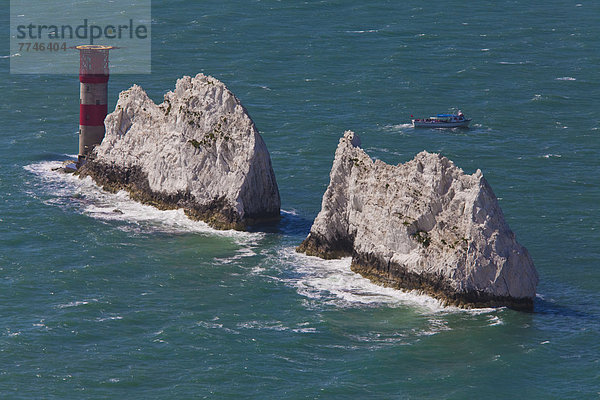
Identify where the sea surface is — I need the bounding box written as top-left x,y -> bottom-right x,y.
1,1 -> 599,398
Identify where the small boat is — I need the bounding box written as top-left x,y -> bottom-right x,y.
412,111 -> 471,128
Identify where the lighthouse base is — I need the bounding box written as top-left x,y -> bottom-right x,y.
78,125 -> 105,159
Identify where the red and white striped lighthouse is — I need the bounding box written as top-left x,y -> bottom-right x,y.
76,45 -> 115,165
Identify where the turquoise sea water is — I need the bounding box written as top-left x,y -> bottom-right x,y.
1,1 -> 599,398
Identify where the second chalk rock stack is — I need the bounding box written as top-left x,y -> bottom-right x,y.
298,131 -> 538,310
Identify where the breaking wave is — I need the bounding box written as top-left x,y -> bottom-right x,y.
23,159 -> 264,245
278,247 -> 496,315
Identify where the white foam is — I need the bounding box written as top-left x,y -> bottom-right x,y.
24,159 -> 264,245
56,299 -> 97,309
237,320 -> 287,331
383,123 -> 413,131
236,320 -> 318,334
197,321 -> 224,329
346,29 -> 379,33
97,316 -> 124,322
197,320 -> 239,335
398,123 -> 413,128
555,77 -> 576,81
498,60 -> 531,65
279,247 -> 493,314
214,245 -> 258,264
418,318 -> 452,336
281,209 -> 299,216
293,327 -> 317,333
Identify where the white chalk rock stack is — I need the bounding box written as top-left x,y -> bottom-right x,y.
80,73 -> 280,230
298,131 -> 538,310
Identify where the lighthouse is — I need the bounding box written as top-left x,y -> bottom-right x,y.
76,45 -> 114,165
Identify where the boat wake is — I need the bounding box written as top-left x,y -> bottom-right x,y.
382,123 -> 413,132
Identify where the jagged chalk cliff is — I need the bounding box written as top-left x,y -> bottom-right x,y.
79,73 -> 280,230
297,131 -> 538,310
